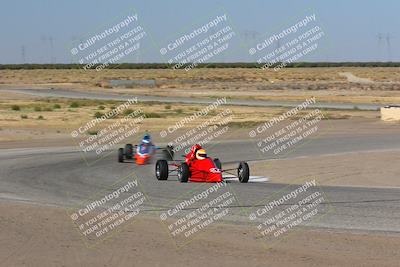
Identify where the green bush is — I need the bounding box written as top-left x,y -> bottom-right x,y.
98,105 -> 105,110
123,109 -> 134,116
43,107 -> 53,111
37,115 -> 44,120
94,112 -> 104,118
226,121 -> 261,128
164,105 -> 172,110
34,106 -> 42,111
20,114 -> 28,119
208,110 -> 217,116
11,105 -> 20,111
69,102 -> 80,108
144,112 -> 162,118
53,104 -> 61,109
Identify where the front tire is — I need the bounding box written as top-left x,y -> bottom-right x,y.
238,162 -> 249,183
156,160 -> 169,180
118,148 -> 124,163
177,163 -> 190,183
125,144 -> 133,159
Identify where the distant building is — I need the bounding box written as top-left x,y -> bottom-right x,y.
381,106 -> 400,121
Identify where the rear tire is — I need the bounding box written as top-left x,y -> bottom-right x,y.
118,148 -> 124,163
178,163 -> 190,183
156,160 -> 169,180
213,158 -> 222,169
238,162 -> 249,183
125,144 -> 133,159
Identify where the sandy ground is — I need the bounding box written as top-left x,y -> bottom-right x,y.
1,68 -> 400,266
338,72 -> 374,84
0,88 -> 392,146
1,67 -> 400,104
3,89 -> 373,142
0,201 -> 399,267
252,150 -> 400,188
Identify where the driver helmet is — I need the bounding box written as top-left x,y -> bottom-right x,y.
195,149 -> 207,160
191,144 -> 202,152
142,133 -> 151,144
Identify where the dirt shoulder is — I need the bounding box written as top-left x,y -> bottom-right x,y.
1,200 -> 399,267
251,150 -> 400,188
0,89 -> 383,144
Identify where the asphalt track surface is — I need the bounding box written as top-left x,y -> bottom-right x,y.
1,88 -> 399,234
1,134 -> 400,234
3,88 -> 381,110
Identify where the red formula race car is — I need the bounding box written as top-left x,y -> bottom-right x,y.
155,145 -> 249,183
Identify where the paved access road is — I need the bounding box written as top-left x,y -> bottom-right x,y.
4,88 -> 381,110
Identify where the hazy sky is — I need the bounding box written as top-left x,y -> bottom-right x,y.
0,0 -> 398,63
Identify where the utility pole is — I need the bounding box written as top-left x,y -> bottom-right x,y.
21,45 -> 26,63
